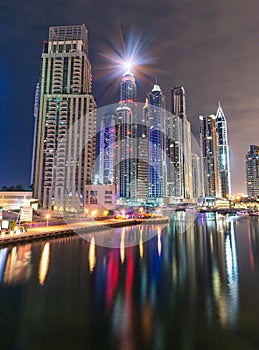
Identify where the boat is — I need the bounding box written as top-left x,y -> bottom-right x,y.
249,211 -> 259,217
236,210 -> 249,217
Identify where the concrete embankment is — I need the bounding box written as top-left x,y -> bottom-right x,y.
0,217 -> 169,247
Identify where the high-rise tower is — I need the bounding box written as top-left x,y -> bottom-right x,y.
200,115 -> 221,198
33,24 -> 96,210
147,83 -> 167,202
99,110 -> 116,185
192,153 -> 202,199
120,70 -> 137,103
115,71 -> 138,202
136,99 -> 149,203
246,145 -> 259,198
170,86 -> 192,199
215,102 -> 231,198
30,83 -> 39,186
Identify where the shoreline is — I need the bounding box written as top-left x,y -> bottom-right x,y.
0,217 -> 169,248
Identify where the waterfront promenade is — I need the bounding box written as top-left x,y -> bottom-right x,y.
0,216 -> 169,247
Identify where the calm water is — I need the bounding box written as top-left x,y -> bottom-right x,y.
1,213 -> 259,350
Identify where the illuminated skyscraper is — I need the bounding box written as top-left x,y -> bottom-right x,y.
246,145 -> 259,198
33,24 -> 96,210
192,153 -> 202,199
99,110 -> 116,185
30,83 -> 39,186
115,71 -> 138,202
171,86 -> 192,199
136,99 -> 149,202
147,83 -> 167,201
200,115 -> 221,198
120,70 -> 137,103
215,102 -> 231,198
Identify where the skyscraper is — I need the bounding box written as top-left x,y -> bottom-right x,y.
115,71 -> 138,202
170,86 -> 192,199
192,153 -> 202,199
200,115 -> 221,198
99,110 -> 116,185
33,24 -> 96,210
246,145 -> 259,198
215,102 -> 231,198
147,83 -> 167,202
30,83 -> 39,186
136,99 -> 149,203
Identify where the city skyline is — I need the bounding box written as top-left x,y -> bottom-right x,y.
1,0 -> 259,195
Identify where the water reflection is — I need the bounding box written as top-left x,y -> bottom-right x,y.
120,228 -> 125,264
0,248 -> 8,285
139,228 -> 144,259
3,245 -> 32,286
38,242 -> 50,285
2,213 -> 259,350
88,237 -> 96,273
248,219 -> 259,272
157,228 -> 162,256
224,221 -> 239,326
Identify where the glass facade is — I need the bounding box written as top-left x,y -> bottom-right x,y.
246,145 -> 259,198
215,102 -> 231,198
148,84 -> 166,200
200,115 -> 221,198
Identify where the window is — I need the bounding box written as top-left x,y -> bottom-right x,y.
90,190 -> 97,204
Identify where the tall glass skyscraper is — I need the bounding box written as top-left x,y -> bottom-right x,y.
115,71 -> 138,201
215,102 -> 231,198
147,83 -> 167,201
246,145 -> 259,198
170,86 -> 192,199
192,153 -> 202,199
99,110 -> 116,185
200,115 -> 221,198
32,24 -> 96,210
136,99 -> 149,203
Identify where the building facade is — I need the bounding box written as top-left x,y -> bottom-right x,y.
136,99 -> 149,203
170,86 -> 192,199
32,24 -> 96,210
246,145 -> 259,198
84,184 -> 116,213
147,83 -> 167,203
192,153 -> 202,199
200,115 -> 221,198
115,71 -> 138,203
99,110 -> 116,185
215,102 -> 231,198
30,83 -> 39,186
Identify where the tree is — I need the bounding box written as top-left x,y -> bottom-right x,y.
1,184 -> 26,191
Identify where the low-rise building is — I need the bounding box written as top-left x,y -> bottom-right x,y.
0,192 -> 38,210
84,185 -> 116,216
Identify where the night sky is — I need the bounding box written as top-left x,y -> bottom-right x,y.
1,0 -> 259,194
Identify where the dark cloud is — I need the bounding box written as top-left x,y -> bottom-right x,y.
0,0 -> 258,193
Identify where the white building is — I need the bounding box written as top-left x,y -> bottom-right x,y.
84,185 -> 116,215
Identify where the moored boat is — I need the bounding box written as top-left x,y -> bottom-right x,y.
249,211 -> 259,217
236,210 -> 249,217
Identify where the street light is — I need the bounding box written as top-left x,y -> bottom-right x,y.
46,214 -> 50,227
91,210 -> 97,219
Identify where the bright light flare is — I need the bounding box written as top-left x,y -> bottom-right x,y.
95,26 -> 164,100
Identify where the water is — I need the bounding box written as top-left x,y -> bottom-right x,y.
1,213 -> 259,350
